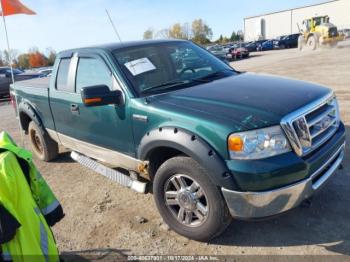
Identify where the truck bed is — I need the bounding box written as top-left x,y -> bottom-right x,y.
13,76 -> 50,89
12,76 -> 55,131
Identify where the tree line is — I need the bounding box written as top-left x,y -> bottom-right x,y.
0,47 -> 56,69
143,18 -> 243,45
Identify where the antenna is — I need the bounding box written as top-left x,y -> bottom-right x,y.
105,9 -> 123,44
105,9 -> 136,75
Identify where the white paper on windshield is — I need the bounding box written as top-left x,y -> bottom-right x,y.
124,58 -> 156,76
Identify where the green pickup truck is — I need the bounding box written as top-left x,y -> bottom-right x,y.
11,40 -> 345,241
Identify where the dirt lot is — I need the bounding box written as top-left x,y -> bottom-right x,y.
1,42 -> 350,259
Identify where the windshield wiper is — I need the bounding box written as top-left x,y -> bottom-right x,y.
195,69 -> 234,82
141,80 -> 189,94
141,69 -> 235,95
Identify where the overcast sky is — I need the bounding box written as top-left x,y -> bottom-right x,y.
1,0 -> 323,54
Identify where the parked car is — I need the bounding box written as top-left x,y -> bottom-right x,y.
0,67 -> 42,98
223,44 -> 234,52
276,33 -> 300,48
276,35 -> 287,40
38,67 -> 53,77
248,40 -> 266,52
206,45 -> 228,61
227,46 -> 249,60
257,40 -> 279,51
11,39 -> 345,241
245,42 -> 258,52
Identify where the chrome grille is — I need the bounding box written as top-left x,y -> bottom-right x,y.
281,93 -> 340,156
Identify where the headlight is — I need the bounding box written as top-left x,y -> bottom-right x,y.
228,126 -> 291,160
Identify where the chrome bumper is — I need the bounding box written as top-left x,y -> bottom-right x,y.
222,144 -> 345,219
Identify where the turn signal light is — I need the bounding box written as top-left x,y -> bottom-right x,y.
84,97 -> 102,104
228,136 -> 243,151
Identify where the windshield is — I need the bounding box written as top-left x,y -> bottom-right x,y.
113,41 -> 236,95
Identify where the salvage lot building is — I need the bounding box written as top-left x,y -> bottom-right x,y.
244,0 -> 350,42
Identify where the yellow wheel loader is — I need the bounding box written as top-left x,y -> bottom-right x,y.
298,15 -> 344,51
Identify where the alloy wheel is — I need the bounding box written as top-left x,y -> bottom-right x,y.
164,174 -> 209,227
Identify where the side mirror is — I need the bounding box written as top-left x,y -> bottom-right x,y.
81,85 -> 123,107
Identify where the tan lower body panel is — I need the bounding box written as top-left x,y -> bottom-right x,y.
46,129 -> 148,176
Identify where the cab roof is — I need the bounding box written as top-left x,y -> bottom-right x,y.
58,39 -> 188,57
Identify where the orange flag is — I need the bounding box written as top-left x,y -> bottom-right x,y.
0,0 -> 36,16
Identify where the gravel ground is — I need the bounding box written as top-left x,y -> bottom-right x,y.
0,41 -> 350,260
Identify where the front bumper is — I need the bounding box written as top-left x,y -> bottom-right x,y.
320,35 -> 344,44
222,143 -> 344,218
222,123 -> 346,219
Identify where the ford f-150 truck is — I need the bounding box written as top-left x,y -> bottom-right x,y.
11,40 -> 346,241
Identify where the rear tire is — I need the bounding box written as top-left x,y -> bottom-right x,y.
28,121 -> 58,161
298,35 -> 305,51
153,156 -> 232,241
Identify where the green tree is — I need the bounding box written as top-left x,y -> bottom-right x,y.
47,50 -> 56,66
230,30 -> 244,42
191,19 -> 213,44
169,23 -> 186,39
218,34 -> 223,43
230,31 -> 238,42
143,28 -> 154,40
215,34 -> 230,44
17,54 -> 30,69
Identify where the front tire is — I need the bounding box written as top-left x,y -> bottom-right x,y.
307,35 -> 317,50
28,121 -> 59,161
153,156 -> 231,241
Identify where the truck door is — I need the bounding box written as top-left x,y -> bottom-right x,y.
49,52 -> 135,158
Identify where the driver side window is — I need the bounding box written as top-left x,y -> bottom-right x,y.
75,57 -> 113,92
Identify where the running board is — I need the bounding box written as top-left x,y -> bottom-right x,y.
71,151 -> 147,193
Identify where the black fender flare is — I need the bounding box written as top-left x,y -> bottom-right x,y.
18,101 -> 43,132
137,127 -> 237,190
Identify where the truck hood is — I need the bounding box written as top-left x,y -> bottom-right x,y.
151,73 -> 330,131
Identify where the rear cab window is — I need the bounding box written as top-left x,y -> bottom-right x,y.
56,58 -> 73,92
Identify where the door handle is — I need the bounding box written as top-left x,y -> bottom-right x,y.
70,104 -> 79,114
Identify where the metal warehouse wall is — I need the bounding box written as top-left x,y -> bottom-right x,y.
244,0 -> 350,41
